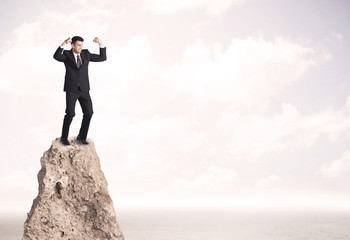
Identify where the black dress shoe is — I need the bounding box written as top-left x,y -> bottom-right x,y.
76,136 -> 89,145
60,138 -> 70,146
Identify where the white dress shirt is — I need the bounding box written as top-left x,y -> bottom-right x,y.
73,52 -> 81,65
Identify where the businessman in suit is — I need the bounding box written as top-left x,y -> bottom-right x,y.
53,36 -> 107,145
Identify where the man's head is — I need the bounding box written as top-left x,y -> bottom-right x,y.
71,36 -> 84,54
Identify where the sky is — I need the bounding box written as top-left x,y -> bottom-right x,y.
1,0 -> 350,212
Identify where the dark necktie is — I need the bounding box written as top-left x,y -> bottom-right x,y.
77,55 -> 82,68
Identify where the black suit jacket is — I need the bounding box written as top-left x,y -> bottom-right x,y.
53,46 -> 107,92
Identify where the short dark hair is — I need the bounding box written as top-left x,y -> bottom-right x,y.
72,36 -> 84,44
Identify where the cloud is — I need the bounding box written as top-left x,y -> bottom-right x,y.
172,166 -> 236,193
319,150 -> 350,179
0,168 -> 38,212
0,42 -> 61,95
141,0 -> 245,15
166,37 -> 319,105
255,175 -> 280,190
217,96 -> 350,158
331,31 -> 343,41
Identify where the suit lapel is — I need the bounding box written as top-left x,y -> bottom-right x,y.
80,51 -> 87,66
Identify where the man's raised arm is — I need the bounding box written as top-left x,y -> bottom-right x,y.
53,37 -> 71,62
90,37 -> 107,62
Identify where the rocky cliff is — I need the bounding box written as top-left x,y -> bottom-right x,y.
23,137 -> 124,240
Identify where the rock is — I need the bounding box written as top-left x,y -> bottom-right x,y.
23,137 -> 124,240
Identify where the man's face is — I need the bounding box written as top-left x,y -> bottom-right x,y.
72,41 -> 83,54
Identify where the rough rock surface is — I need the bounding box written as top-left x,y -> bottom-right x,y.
23,137 -> 124,240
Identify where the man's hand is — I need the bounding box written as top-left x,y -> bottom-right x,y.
93,37 -> 103,47
60,37 -> 72,47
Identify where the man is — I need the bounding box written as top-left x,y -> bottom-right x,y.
53,36 -> 107,145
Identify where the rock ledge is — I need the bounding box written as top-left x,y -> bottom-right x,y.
23,137 -> 124,240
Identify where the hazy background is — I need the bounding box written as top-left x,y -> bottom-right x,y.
1,0 -> 350,213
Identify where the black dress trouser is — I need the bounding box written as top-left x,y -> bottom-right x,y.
61,90 -> 93,140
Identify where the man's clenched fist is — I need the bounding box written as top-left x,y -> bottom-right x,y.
60,37 -> 72,47
93,37 -> 103,46
65,37 -> 72,44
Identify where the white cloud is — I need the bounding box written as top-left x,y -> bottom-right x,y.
0,43 -> 60,95
331,31 -> 343,41
218,103 -> 303,157
172,166 -> 236,193
255,175 -> 279,190
166,37 -> 318,105
142,0 -> 244,15
217,97 -> 350,158
319,150 -> 350,179
0,168 -> 38,212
